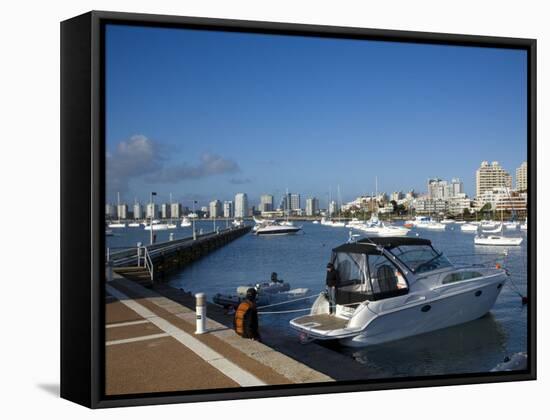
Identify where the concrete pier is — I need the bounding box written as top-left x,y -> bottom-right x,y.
110,225 -> 251,286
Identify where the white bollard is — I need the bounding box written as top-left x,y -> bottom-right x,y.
195,293 -> 207,334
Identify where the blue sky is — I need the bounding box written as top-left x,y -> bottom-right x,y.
105,24 -> 527,207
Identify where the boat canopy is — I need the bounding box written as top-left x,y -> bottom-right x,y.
332,237 -> 432,254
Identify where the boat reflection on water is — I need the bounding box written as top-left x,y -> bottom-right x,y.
338,313 -> 508,378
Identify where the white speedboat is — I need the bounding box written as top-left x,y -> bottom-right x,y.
345,218 -> 365,228
321,217 -> 346,227
480,221 -> 498,229
128,222 -> 140,227
455,221 -> 466,225
482,223 -> 503,233
461,223 -> 479,232
426,222 -> 446,230
503,221 -> 519,230
290,237 -> 507,347
255,220 -> 302,236
405,216 -> 434,228
180,217 -> 191,227
474,235 -> 523,246
144,223 -> 169,231
108,222 -> 126,228
312,220 -> 320,224
357,223 -> 409,237
167,223 -> 178,229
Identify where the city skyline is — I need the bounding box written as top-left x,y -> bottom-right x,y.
106,24 -> 527,205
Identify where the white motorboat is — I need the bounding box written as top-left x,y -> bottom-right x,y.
128,222 -> 140,227
181,217 -> 191,227
167,223 -> 178,229
357,223 -> 410,237
254,220 -> 302,235
108,222 -> 126,228
144,223 -> 169,231
455,221 -> 466,225
440,219 -> 455,224
290,237 -> 507,347
503,221 -> 519,230
482,223 -> 503,233
461,223 -> 479,232
345,218 -> 365,228
312,220 -> 320,224
426,222 -> 446,231
474,235 -> 523,246
404,216 -> 434,228
480,221 -> 498,229
321,217 -> 346,227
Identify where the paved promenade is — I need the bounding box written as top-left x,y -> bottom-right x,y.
105,275 -> 333,395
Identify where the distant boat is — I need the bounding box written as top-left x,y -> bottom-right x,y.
426,222 -> 446,231
144,223 -> 169,231
232,219 -> 244,227
482,223 -> 503,233
105,229 -> 113,236
108,222 -> 126,228
474,235 -> 523,246
181,217 -> 191,227
255,221 -> 302,236
461,223 -> 479,232
167,223 -> 178,229
128,222 -> 140,227
312,220 -> 320,224
503,221 -> 519,230
440,219 -> 455,224
357,223 -> 409,237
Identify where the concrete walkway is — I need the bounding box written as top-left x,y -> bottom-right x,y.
105,276 -> 333,395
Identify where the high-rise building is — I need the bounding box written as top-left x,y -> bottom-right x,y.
146,203 -> 157,219
260,194 -> 274,212
476,161 -> 512,197
290,193 -> 301,211
428,178 -> 448,200
105,203 -> 117,219
133,202 -> 143,220
160,203 -> 170,219
170,202 -> 181,219
223,201 -> 234,218
306,197 -> 319,216
234,193 -> 248,218
117,203 -> 128,220
329,200 -> 339,217
448,178 -> 464,197
516,161 -> 527,191
209,200 -> 222,218
391,191 -> 404,202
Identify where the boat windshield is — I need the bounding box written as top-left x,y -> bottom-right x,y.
390,245 -> 452,274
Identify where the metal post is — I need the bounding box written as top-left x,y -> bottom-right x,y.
192,200 -> 197,240
149,192 -> 154,245
195,293 -> 207,334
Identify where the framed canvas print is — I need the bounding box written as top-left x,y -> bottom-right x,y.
60,11 -> 536,408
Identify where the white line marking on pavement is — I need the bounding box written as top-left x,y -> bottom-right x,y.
106,319 -> 150,328
106,333 -> 170,346
106,284 -> 266,387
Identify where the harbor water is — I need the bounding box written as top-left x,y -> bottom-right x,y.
107,221 -> 528,378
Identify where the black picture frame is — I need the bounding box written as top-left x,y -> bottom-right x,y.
61,10 -> 537,409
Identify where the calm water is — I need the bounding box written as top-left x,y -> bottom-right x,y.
107,221 -> 528,378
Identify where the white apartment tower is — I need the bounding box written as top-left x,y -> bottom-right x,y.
476,161 -> 512,197
209,200 -> 222,218
516,161 -> 527,191
223,201 -> 234,218
234,193 -> 248,218
306,197 -> 319,216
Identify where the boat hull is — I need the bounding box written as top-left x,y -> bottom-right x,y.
342,276 -> 506,347
256,227 -> 302,235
